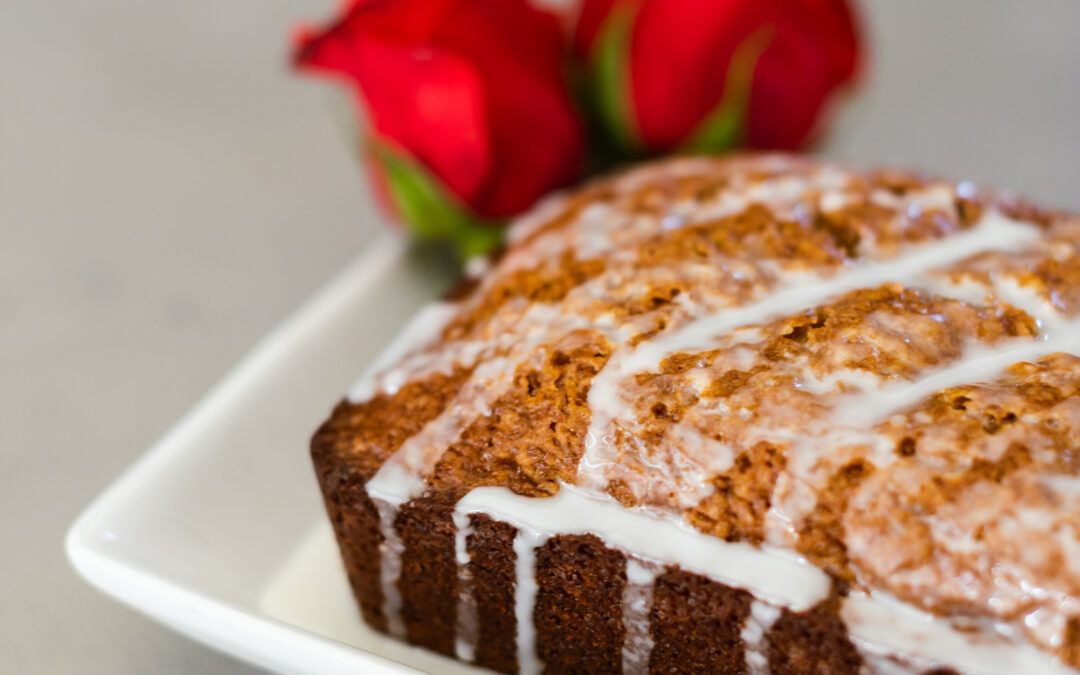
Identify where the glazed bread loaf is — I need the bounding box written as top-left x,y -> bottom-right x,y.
312,154 -> 1080,674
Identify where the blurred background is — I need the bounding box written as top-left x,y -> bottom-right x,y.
1,0 -> 1078,672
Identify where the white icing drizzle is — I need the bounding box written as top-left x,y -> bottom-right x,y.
501,155 -> 845,274
453,510 -> 473,566
842,592 -> 1079,675
827,258 -> 1080,426
907,184 -> 957,213
635,211 -> 1031,365
741,600 -> 782,675
512,527 -> 548,675
366,302 -> 601,504
987,273 -> 1065,327
374,498 -> 406,638
607,156 -> 719,194
505,185 -> 579,246
455,485 -> 830,611
831,327 -> 1080,426
347,303 -> 458,403
452,510 -> 477,663
621,559 -> 659,675
581,210 -> 1040,491
366,353 -> 517,500
855,650 -> 938,675
1044,474 -> 1080,500
820,189 -> 853,213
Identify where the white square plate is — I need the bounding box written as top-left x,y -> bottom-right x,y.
66,235 -> 488,674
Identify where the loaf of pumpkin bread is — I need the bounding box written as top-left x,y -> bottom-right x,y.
313,154 -> 1080,674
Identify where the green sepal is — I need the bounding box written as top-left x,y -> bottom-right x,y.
590,6 -> 641,156
372,143 -> 505,262
682,26 -> 774,153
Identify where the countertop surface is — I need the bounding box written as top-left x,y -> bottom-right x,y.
2,0 -> 1078,672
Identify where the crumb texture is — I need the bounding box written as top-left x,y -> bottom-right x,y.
535,535 -> 626,673
467,514 -> 518,673
648,569 -> 752,674
767,595 -> 863,675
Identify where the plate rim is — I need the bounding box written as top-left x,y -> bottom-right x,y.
64,232 -> 429,675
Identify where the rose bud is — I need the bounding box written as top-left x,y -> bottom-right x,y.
295,0 -> 586,258
573,0 -> 863,155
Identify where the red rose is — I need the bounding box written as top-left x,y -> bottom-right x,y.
295,0 -> 585,256
574,0 -> 863,153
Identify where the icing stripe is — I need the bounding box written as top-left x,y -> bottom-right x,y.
456,485 -> 830,611
512,528 -> 547,675
621,559 -> 658,675
843,593 -> 1078,675
366,304 -> 596,504
582,210 -> 1040,488
831,268 -> 1080,424
742,600 -> 782,675
374,499 -> 406,638
454,481 -> 1080,674
366,355 -> 515,501
831,331 -> 1080,426
452,510 -> 477,663
347,303 -> 458,403
610,210 -> 1034,375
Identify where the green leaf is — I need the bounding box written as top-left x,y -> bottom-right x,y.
591,7 -> 641,155
683,25 -> 774,153
372,143 -> 504,261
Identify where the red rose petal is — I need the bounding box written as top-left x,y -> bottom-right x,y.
295,0 -> 585,221
349,38 -> 492,205
746,14 -> 836,149
431,0 -> 584,216
630,0 -> 765,151
575,0 -> 863,153
791,0 -> 863,84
